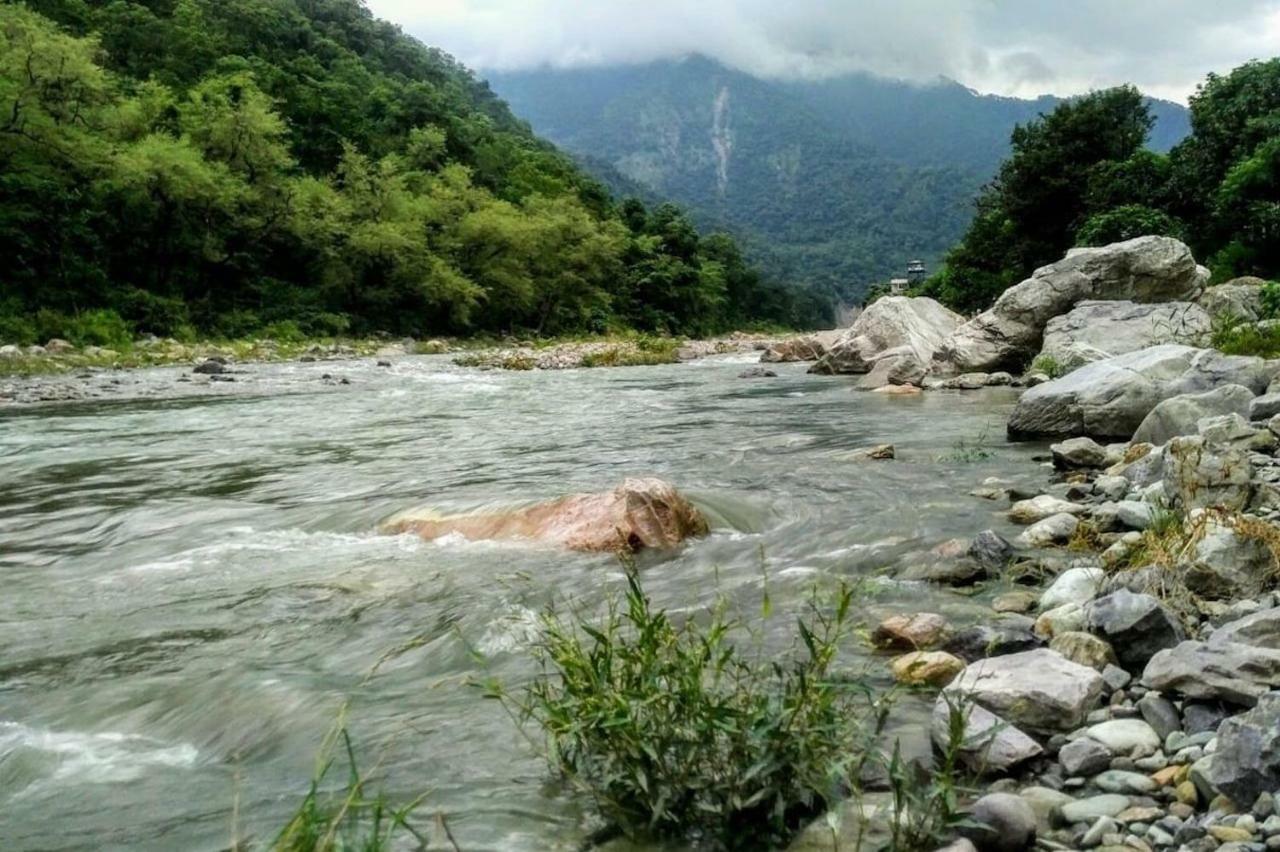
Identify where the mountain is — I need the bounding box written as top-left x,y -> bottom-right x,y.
486,56 -> 1191,302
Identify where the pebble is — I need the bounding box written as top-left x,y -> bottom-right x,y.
1210,826 -> 1255,843
1061,795 -> 1134,823
1095,770 -> 1158,794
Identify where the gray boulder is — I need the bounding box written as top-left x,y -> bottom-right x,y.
968,530 -> 1014,569
1132,384 -> 1256,445
1059,736 -> 1113,776
933,698 -> 1043,775
856,345 -> 929,388
760,331 -> 840,363
1038,300 -> 1211,372
810,296 -> 962,377
1188,519 -> 1272,599
945,648 -> 1104,735
1175,349 -> 1276,395
1051,436 -> 1110,469
1251,393 -> 1280,421
1198,277 -> 1268,322
1162,436 -> 1254,511
934,237 -> 1206,374
964,793 -> 1038,852
1007,345 -> 1201,439
1206,691 -> 1280,806
1086,589 -> 1185,672
1143,641 -> 1280,705
944,619 -> 1043,662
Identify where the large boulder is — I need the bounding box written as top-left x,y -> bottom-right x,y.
1188,519 -> 1273,599
1038,300 -> 1211,372
1206,692 -> 1280,807
944,648 -> 1104,735
1008,345 -> 1274,440
760,331 -> 841,363
933,237 -> 1206,374
1143,640 -> 1280,706
933,699 -> 1042,775
380,478 -> 709,552
1131,384 -> 1256,445
811,296 -> 962,379
1198,276 -> 1269,322
1007,345 -> 1200,439
1162,436 -> 1254,511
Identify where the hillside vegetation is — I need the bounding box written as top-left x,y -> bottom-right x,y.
925,65 -> 1280,312
486,56 -> 1189,305
0,2 -> 821,347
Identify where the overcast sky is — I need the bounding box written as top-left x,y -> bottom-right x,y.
365,0 -> 1280,102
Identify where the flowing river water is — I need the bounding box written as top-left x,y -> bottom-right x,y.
0,354 -> 1050,850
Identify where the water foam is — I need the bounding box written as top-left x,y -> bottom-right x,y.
0,721 -> 198,793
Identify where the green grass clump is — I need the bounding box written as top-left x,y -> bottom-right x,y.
486,570 -> 973,850
1209,311 -> 1280,358
265,725 -> 437,852
1029,353 -> 1066,379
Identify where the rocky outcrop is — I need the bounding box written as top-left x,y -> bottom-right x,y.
1198,276 -> 1268,322
1131,384 -> 1256,445
933,237 -> 1206,374
1162,436 -> 1254,511
1037,300 -> 1211,372
810,296 -> 962,382
1143,640 -> 1280,706
1008,345 -> 1276,440
1206,691 -> 1280,806
760,331 -> 841,363
380,478 -> 709,552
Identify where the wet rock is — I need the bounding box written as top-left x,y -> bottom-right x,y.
993,590 -> 1039,614
381,478 -> 709,553
1093,769 -> 1158,794
944,619 -> 1043,662
845,443 -> 894,460
873,612 -> 950,650
1036,602 -> 1088,638
1162,436 -> 1254,512
964,793 -> 1037,852
194,359 -> 226,375
1009,495 -> 1088,524
890,651 -> 965,686
738,367 -> 778,378
933,698 -> 1043,774
759,332 -> 838,363
969,530 -> 1015,569
945,648 -> 1105,735
1051,631 -> 1117,671
1086,589 -> 1185,672
1206,692 -> 1280,806
1132,384 -> 1256,445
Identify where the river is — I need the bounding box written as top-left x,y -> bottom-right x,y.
0,354 -> 1046,850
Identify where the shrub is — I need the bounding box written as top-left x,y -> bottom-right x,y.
0,302 -> 37,345
1260,281 -> 1280,320
117,288 -> 191,337
1210,311 -> 1280,358
494,575 -> 886,849
1074,204 -> 1184,247
1029,354 -> 1066,379
65,308 -> 134,349
262,320 -> 305,343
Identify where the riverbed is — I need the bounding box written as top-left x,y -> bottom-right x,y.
0,354 -> 1047,850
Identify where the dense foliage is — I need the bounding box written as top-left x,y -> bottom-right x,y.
0,2 -> 815,344
927,60 -> 1280,313
488,56 -> 1189,306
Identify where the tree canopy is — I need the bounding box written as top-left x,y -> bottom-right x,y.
0,2 -> 822,345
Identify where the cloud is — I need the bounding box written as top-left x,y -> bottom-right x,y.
367,0 -> 1280,102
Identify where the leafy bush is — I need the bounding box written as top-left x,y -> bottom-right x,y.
269,725 -> 433,852
118,288 -> 191,337
1029,353 -> 1066,379
1075,204 -> 1184,247
495,575 -> 886,849
0,303 -> 37,345
1210,311 -> 1280,358
65,309 -> 134,349
262,320 -> 306,343
1260,281 -> 1280,320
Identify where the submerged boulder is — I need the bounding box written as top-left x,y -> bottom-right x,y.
381,478 -> 709,552
933,237 -> 1206,374
1037,300 -> 1211,372
760,331 -> 840,363
810,296 -> 962,379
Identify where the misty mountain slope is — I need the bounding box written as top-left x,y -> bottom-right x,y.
486,56 -> 1191,300
488,56 -> 981,298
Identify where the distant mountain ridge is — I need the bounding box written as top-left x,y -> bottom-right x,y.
486,55 -> 1190,301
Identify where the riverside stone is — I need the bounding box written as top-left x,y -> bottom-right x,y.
1083,719 -> 1162,756
1059,794 -> 1134,824
1137,693 -> 1182,741
873,612 -> 950,650
1143,641 -> 1280,706
969,529 -> 1015,569
1009,495 -> 1088,524
1086,589 -> 1185,672
1094,770 -> 1158,794
891,651 -> 965,686
1061,736 -> 1114,776
1162,436 -> 1254,512
1053,437 -> 1111,469
1206,692 -> 1280,807
1017,514 -> 1079,547
381,477 -> 708,552
965,793 -> 1038,852
1041,565 -> 1105,610
1132,384 -> 1256,446
810,296 -> 962,376
946,648 -> 1104,735
1038,300 -> 1212,372
944,620 -> 1043,662
1051,631 -> 1117,671
935,699 -> 1043,774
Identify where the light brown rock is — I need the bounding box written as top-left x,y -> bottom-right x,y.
890,651 -> 965,686
873,613 -> 950,650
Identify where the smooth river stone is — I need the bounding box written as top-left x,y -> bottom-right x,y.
1057,794 -> 1133,825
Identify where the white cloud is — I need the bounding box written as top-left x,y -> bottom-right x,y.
367,0 -> 1280,102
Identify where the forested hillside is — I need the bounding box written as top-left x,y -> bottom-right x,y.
922,64 -> 1280,313
0,2 -> 820,346
486,56 -> 1189,304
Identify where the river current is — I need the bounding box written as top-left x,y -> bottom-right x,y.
0,354 -> 1047,850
